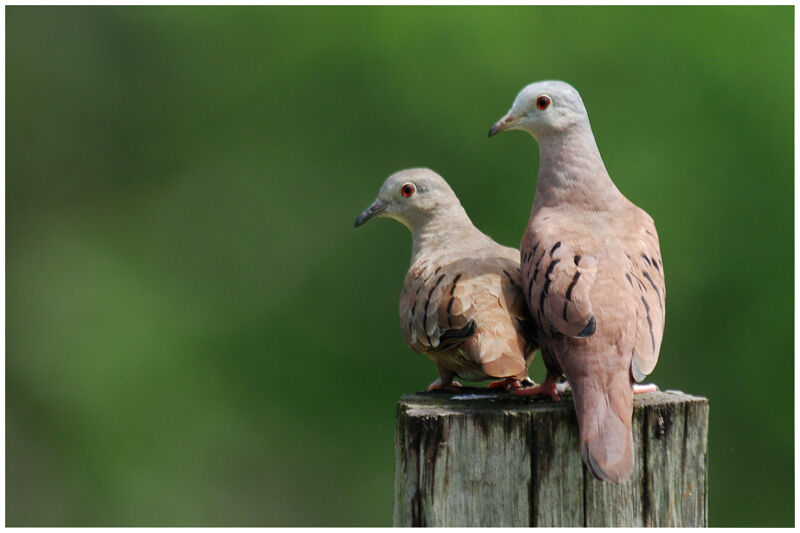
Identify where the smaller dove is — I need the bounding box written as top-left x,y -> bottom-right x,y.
355,168 -> 537,391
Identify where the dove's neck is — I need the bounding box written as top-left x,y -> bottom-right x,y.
409,205 -> 489,264
534,123 -> 624,211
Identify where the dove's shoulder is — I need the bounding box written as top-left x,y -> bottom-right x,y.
398,251 -> 480,355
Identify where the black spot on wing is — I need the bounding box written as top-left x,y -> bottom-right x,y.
642,271 -> 658,292
566,271 -> 581,301
542,279 -> 552,297
449,273 -> 462,296
646,315 -> 655,351
538,258 -> 560,312
653,258 -> 663,278
524,244 -> 539,264
550,242 -> 562,255
434,320 -> 476,352
544,258 -> 560,278
642,270 -> 663,311
640,292 -> 657,350
574,254 -> 581,265
539,284 -> 547,311
577,316 -> 596,337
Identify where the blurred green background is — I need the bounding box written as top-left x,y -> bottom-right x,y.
6,6 -> 793,526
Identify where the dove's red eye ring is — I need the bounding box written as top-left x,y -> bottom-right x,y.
536,95 -> 551,110
401,183 -> 416,198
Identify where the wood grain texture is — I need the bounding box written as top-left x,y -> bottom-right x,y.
394,389 -> 708,527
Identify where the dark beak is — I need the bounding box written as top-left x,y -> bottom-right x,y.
488,112 -> 519,138
354,199 -> 387,228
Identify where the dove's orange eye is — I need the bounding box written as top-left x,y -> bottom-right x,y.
401,183 -> 416,198
536,95 -> 551,110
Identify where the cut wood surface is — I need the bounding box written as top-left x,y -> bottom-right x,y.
393,389 -> 708,527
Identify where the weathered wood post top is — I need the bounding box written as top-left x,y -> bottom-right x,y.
394,389 -> 708,527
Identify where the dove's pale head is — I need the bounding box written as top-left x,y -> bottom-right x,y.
354,168 -> 461,231
488,80 -> 589,140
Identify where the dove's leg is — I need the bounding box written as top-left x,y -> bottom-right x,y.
427,378 -> 462,392
488,377 -> 522,390
634,383 -> 659,394
515,372 -> 563,401
427,365 -> 462,392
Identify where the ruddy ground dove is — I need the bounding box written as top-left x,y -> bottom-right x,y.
355,168 -> 538,391
489,81 -> 665,482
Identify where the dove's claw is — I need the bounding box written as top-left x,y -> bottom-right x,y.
515,375 -> 563,401
488,378 -> 522,391
427,378 -> 463,392
633,383 -> 659,394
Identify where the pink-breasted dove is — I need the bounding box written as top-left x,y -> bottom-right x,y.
489,81 -> 666,482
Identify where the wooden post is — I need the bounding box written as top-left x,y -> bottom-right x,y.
394,389 -> 708,527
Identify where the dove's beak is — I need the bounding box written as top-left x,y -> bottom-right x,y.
488,112 -> 520,138
354,199 -> 387,228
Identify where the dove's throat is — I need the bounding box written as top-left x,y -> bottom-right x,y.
534,125 -> 624,211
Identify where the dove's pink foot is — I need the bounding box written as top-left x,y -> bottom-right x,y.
515,374 -> 562,401
427,378 -> 462,392
634,383 -> 659,394
488,378 -> 522,390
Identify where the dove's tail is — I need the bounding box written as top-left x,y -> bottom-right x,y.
571,372 -> 635,483
466,326 -> 529,381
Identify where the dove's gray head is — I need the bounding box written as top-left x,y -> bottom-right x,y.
354,168 -> 462,231
488,80 -> 589,140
